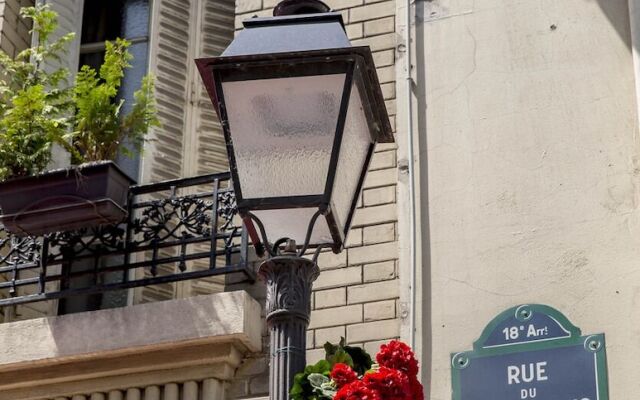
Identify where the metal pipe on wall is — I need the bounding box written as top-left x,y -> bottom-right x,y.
405,0 -> 418,350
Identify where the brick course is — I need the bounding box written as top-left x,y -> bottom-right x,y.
0,0 -> 33,58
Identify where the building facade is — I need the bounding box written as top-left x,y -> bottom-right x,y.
0,0 -> 639,399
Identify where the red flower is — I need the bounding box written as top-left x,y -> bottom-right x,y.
376,340 -> 419,377
331,363 -> 358,388
335,381 -> 381,400
362,367 -> 411,400
410,377 -> 424,400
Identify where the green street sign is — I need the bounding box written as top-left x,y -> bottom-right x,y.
451,304 -> 609,400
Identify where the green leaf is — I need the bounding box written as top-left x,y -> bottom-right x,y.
326,348 -> 354,368
308,373 -> 329,389
319,381 -> 337,398
306,359 -> 331,375
344,345 -> 374,376
308,374 -> 335,399
324,341 -> 339,357
323,337 -> 373,376
289,360 -> 333,400
290,372 -> 306,400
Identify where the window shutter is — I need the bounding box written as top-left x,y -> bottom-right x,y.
191,0 -> 234,177
141,0 -> 234,183
140,0 -> 192,184
41,0 -> 84,73
40,0 -> 84,170
136,0 -> 235,303
135,0 -> 195,303
184,0 -> 235,298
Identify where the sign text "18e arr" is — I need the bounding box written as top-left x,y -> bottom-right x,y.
451,304 -> 609,400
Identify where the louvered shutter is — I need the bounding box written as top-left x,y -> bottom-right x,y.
40,0 -> 83,77
135,0 -> 194,303
140,0 -> 192,184
141,0 -> 233,183
184,0 -> 234,298
40,0 -> 84,170
191,0 -> 234,176
136,0 -> 234,303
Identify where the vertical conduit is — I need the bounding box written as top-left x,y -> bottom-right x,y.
405,0 -> 417,350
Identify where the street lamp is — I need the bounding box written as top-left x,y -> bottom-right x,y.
196,1 -> 393,398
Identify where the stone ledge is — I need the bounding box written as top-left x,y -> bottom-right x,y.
0,291 -> 262,399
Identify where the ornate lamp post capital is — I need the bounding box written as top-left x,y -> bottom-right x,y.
259,255 -> 320,324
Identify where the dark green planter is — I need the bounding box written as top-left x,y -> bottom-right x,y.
0,161 -> 135,236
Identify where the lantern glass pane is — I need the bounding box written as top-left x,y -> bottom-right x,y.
223,74 -> 346,199
253,208 -> 332,245
330,80 -> 372,238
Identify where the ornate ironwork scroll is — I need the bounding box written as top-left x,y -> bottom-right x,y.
0,172 -> 253,307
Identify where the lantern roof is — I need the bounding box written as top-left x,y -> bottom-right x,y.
196,12 -> 393,143
223,13 -> 349,57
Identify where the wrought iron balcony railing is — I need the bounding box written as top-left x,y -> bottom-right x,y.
0,172 -> 254,307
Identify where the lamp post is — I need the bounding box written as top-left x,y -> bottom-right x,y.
196,1 -> 393,398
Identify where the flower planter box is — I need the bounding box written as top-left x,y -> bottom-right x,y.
0,162 -> 135,236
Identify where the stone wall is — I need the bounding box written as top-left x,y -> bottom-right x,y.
227,0 -> 401,398
0,0 -> 33,58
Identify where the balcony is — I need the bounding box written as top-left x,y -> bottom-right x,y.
0,172 -> 255,308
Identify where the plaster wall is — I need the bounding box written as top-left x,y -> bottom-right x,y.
417,0 -> 640,398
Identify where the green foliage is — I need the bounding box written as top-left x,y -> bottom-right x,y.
290,360 -> 332,400
0,5 -> 159,181
64,38 -> 160,164
0,5 -> 74,180
307,373 -> 336,398
324,337 -> 373,376
290,338 -> 374,400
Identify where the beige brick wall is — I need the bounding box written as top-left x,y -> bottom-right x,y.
229,0 -> 399,398
0,0 -> 33,58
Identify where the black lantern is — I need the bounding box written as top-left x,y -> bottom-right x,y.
197,3 -> 395,399
196,2 -> 393,253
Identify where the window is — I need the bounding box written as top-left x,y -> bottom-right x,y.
79,0 -> 150,181
57,0 -> 151,315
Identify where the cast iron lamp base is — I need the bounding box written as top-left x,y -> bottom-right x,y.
258,247 -> 320,400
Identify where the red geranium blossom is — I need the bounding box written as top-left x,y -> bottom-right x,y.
376,340 -> 420,377
363,366 -> 411,400
334,381 -> 381,400
331,363 -> 358,388
410,377 -> 424,400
